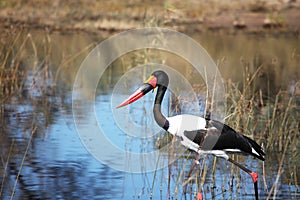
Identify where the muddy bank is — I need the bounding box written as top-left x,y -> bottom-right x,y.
0,0 -> 300,34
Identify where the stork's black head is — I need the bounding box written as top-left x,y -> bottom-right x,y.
116,70 -> 169,108
151,70 -> 169,88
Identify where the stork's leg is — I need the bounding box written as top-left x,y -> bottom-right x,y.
183,154 -> 202,199
227,157 -> 259,200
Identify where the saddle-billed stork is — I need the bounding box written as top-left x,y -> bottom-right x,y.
117,70 -> 265,200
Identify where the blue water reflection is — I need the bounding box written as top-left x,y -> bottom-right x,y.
2,88 -> 300,199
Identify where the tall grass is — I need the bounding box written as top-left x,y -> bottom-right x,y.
0,31 -> 26,103
0,28 -> 50,199
225,64 -> 299,155
0,28 -> 93,199
224,63 -> 299,198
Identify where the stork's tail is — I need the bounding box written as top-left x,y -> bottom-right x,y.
244,135 -> 265,161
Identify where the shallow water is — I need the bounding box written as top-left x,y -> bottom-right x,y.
1,29 -> 299,199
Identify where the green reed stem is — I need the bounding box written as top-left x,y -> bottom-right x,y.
10,127 -> 36,200
0,138 -> 15,197
151,151 -> 161,199
266,125 -> 290,200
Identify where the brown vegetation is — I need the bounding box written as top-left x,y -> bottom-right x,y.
0,0 -> 300,33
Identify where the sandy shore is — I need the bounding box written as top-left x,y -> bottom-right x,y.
0,0 -> 300,34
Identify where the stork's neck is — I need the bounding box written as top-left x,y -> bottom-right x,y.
153,85 -> 169,131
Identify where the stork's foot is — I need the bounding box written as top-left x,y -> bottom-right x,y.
196,192 -> 203,200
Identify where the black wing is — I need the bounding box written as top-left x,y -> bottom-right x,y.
183,127 -> 220,151
209,119 -> 265,161
183,119 -> 265,161
183,129 -> 205,146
